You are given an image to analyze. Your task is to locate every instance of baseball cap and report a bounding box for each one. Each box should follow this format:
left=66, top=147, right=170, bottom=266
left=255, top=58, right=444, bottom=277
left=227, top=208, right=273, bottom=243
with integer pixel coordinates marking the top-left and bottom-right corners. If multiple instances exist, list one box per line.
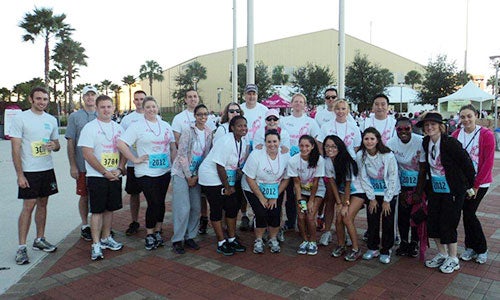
left=245, top=84, right=258, bottom=94
left=83, top=85, right=98, bottom=95
left=265, top=109, right=280, bottom=119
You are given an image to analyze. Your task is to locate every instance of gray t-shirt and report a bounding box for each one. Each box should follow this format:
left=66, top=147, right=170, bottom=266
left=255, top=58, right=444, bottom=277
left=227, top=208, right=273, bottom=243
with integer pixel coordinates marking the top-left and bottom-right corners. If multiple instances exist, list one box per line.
left=65, top=109, right=97, bottom=171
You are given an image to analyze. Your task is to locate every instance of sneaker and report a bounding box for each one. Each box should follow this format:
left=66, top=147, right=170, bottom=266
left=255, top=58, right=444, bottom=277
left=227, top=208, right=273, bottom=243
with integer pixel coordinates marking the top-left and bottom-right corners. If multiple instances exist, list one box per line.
left=408, top=241, right=419, bottom=258
left=362, top=230, right=368, bottom=242
left=297, top=241, right=309, bottom=255
left=269, top=238, right=281, bottom=253
left=173, top=241, right=185, bottom=254
left=32, top=238, right=57, bottom=253
left=440, top=256, right=460, bottom=274
left=425, top=253, right=448, bottom=268
left=395, top=241, right=409, bottom=256
left=184, top=238, right=200, bottom=250
left=307, top=242, right=318, bottom=255
left=253, top=238, right=264, bottom=254
left=15, top=247, right=29, bottom=265
left=198, top=216, right=208, bottom=234
left=395, top=235, right=401, bottom=246
left=363, top=249, right=380, bottom=260
left=345, top=249, right=361, bottom=262
left=145, top=235, right=156, bottom=251
left=319, top=231, right=332, bottom=246
left=125, top=221, right=140, bottom=236
left=81, top=226, right=92, bottom=241
left=331, top=245, right=347, bottom=257
left=216, top=241, right=234, bottom=256
left=228, top=239, right=246, bottom=252
left=460, top=248, right=477, bottom=261
left=239, top=216, right=250, bottom=231
left=154, top=231, right=164, bottom=248
left=379, top=251, right=391, bottom=264
left=277, top=227, right=286, bottom=242
left=345, top=235, right=353, bottom=247
left=316, top=216, right=325, bottom=231
left=91, top=243, right=104, bottom=261
left=476, top=252, right=487, bottom=264
left=100, top=236, right=123, bottom=251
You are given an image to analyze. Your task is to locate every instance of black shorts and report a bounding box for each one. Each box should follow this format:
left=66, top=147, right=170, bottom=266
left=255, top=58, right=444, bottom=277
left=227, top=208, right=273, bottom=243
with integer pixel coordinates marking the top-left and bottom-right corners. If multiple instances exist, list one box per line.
left=18, top=169, right=58, bottom=199
left=87, top=177, right=123, bottom=214
left=125, top=167, right=142, bottom=195
left=201, top=185, right=240, bottom=221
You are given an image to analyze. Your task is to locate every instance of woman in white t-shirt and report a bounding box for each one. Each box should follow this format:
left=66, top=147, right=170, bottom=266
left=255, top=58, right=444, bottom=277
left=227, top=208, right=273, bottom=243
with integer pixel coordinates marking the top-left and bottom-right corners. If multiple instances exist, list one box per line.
left=253, top=109, right=290, bottom=153
left=213, top=102, right=243, bottom=144
left=117, top=97, right=177, bottom=251
left=287, top=135, right=325, bottom=256
left=198, top=115, right=249, bottom=256
left=242, top=129, right=290, bottom=254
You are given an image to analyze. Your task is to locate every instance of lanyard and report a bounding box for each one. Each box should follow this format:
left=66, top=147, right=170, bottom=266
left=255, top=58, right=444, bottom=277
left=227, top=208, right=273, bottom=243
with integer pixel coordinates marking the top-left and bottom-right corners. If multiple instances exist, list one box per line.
left=462, top=128, right=480, bottom=151
left=235, top=138, right=243, bottom=168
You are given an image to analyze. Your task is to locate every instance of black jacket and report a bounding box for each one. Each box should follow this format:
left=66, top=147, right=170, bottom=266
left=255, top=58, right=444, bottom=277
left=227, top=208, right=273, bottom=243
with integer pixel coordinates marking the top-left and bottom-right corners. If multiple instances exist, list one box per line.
left=422, top=134, right=475, bottom=196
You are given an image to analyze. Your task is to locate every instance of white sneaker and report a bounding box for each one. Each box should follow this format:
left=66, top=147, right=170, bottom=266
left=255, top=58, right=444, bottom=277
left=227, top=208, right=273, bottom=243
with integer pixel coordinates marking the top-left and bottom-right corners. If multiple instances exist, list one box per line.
left=319, top=231, right=332, bottom=246
left=91, top=243, right=104, bottom=261
left=460, top=248, right=477, bottom=261
left=100, top=236, right=123, bottom=251
left=253, top=238, right=264, bottom=254
left=297, top=241, right=308, bottom=255
left=440, top=257, right=460, bottom=274
left=425, top=253, right=448, bottom=268
left=268, top=238, right=281, bottom=253
left=475, top=251, right=487, bottom=264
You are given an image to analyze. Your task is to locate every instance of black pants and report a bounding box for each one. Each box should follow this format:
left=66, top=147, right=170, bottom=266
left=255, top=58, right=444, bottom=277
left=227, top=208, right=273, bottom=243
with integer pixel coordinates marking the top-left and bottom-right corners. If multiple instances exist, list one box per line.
left=284, top=180, right=296, bottom=228
left=398, top=192, right=419, bottom=244
left=367, top=195, right=397, bottom=255
left=427, top=189, right=464, bottom=245
left=463, top=187, right=488, bottom=253
left=244, top=191, right=284, bottom=228
left=137, top=172, right=170, bottom=229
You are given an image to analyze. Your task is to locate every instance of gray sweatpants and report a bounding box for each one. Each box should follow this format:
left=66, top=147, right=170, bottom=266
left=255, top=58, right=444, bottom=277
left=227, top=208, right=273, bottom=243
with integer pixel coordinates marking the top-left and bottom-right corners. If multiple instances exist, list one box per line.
left=171, top=175, right=201, bottom=243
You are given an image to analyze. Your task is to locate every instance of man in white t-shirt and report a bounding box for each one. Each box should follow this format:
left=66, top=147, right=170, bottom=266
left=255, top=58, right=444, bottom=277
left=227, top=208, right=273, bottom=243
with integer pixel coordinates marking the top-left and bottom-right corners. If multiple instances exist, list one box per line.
left=360, top=94, right=396, bottom=145
left=120, top=90, right=147, bottom=236
left=315, top=88, right=357, bottom=127
left=239, top=83, right=268, bottom=230
left=10, top=87, right=60, bottom=265
left=79, top=95, right=127, bottom=261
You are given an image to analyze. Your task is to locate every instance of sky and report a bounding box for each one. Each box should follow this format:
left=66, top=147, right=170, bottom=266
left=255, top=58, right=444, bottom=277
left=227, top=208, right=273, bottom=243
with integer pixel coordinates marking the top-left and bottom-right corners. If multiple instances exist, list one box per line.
left=2, top=0, right=499, bottom=91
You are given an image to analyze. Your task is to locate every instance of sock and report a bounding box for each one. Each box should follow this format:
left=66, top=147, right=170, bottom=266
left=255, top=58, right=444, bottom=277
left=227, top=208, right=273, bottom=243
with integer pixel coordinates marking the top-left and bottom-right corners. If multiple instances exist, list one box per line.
left=18, top=245, right=27, bottom=250
left=218, top=239, right=226, bottom=247
left=227, top=237, right=236, bottom=243
left=35, top=237, right=42, bottom=242
left=81, top=225, right=90, bottom=230
left=317, top=214, right=324, bottom=218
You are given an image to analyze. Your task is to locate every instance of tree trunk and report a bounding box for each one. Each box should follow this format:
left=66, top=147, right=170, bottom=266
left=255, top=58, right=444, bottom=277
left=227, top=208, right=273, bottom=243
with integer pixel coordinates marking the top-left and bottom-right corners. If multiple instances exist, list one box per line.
left=128, top=86, right=132, bottom=111
left=44, top=34, right=50, bottom=86
left=69, top=66, right=74, bottom=112
left=149, top=77, right=153, bottom=95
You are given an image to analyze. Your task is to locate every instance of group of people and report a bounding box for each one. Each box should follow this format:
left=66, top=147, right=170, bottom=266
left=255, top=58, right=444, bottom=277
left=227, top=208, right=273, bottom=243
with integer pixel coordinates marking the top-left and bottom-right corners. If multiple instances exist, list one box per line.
left=12, top=85, right=492, bottom=276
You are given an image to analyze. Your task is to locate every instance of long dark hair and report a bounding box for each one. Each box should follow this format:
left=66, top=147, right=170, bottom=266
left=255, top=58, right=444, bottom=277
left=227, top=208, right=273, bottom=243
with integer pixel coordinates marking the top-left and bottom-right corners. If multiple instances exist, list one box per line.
left=323, top=135, right=358, bottom=187
left=359, top=127, right=391, bottom=159
left=299, top=135, right=320, bottom=168
left=221, top=102, right=244, bottom=124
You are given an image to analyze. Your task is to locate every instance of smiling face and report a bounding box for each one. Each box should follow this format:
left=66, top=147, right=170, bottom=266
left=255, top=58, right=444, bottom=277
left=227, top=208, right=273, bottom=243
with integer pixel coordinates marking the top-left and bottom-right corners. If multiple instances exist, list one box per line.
left=291, top=94, right=306, bottom=115
left=231, top=118, right=248, bottom=139
left=185, top=90, right=199, bottom=110
left=334, top=101, right=349, bottom=122
left=133, top=92, right=146, bottom=112
left=265, top=115, right=279, bottom=129
left=363, top=132, right=378, bottom=153
left=265, top=133, right=280, bottom=154
left=299, top=137, right=314, bottom=158
left=324, top=90, right=338, bottom=109
left=423, top=121, right=441, bottom=139
left=324, top=138, right=339, bottom=159
left=459, top=108, right=477, bottom=132
left=143, top=99, right=158, bottom=121
left=227, top=104, right=241, bottom=122
left=396, top=121, right=412, bottom=143
left=96, top=99, right=115, bottom=121
left=30, top=91, right=50, bottom=113
left=372, top=96, right=388, bottom=119
left=83, top=92, right=97, bottom=110
left=195, top=106, right=209, bottom=126
left=245, top=91, right=258, bottom=107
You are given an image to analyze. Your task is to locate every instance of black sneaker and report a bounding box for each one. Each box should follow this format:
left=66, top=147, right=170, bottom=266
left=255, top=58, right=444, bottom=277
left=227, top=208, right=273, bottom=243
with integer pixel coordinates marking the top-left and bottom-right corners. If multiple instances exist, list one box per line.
left=145, top=234, right=156, bottom=251
left=239, top=216, right=250, bottom=231
left=80, top=226, right=91, bottom=241
left=216, top=241, right=234, bottom=256
left=173, top=241, right=185, bottom=254
left=228, top=239, right=246, bottom=252
left=408, top=241, right=419, bottom=258
left=154, top=231, right=164, bottom=248
left=395, top=241, right=409, bottom=256
left=125, top=221, right=140, bottom=236
left=184, top=239, right=200, bottom=250
left=198, top=217, right=208, bottom=235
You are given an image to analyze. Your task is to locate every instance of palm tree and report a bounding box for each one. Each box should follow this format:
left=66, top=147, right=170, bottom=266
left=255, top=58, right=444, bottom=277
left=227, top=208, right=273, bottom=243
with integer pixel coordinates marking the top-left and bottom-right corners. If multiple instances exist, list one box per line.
left=139, top=60, right=164, bottom=95
left=110, top=84, right=122, bottom=111
left=404, top=70, right=423, bottom=89
left=101, top=79, right=112, bottom=96
left=122, top=75, right=136, bottom=111
left=52, top=38, right=88, bottom=111
left=48, top=69, right=63, bottom=113
left=19, top=7, right=69, bottom=85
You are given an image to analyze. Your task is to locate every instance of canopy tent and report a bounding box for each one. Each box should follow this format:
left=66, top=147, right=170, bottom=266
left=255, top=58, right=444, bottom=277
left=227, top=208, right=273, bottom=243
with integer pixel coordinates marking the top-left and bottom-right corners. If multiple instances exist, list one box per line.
left=261, top=93, right=291, bottom=108
left=438, top=80, right=494, bottom=117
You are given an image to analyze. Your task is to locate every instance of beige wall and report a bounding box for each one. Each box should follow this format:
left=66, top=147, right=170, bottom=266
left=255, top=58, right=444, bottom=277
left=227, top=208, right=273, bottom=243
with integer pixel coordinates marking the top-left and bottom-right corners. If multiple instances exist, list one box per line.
left=143, top=29, right=424, bottom=113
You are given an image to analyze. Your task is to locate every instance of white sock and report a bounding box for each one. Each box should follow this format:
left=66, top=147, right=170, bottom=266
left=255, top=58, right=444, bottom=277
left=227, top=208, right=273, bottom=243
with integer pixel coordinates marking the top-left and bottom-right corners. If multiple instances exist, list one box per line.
left=227, top=237, right=236, bottom=243
left=18, top=245, right=27, bottom=250
left=218, top=239, right=226, bottom=247
left=81, top=225, right=90, bottom=230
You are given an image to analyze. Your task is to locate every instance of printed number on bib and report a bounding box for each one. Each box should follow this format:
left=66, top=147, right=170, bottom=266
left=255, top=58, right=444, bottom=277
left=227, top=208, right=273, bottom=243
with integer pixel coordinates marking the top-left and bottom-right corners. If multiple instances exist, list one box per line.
left=226, top=169, right=237, bottom=187
left=189, top=155, right=203, bottom=174
left=400, top=170, right=418, bottom=187
left=31, top=141, right=49, bottom=157
left=431, top=175, right=450, bottom=193
left=369, top=178, right=387, bottom=193
left=149, top=153, right=170, bottom=169
left=259, top=182, right=279, bottom=199
left=101, top=152, right=119, bottom=168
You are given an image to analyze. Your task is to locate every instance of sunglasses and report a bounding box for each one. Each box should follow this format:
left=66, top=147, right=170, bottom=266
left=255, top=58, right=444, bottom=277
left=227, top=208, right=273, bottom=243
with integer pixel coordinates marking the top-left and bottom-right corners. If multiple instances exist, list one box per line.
left=325, top=96, right=337, bottom=100
left=396, top=126, right=411, bottom=132
left=266, top=117, right=279, bottom=122
left=228, top=109, right=241, bottom=114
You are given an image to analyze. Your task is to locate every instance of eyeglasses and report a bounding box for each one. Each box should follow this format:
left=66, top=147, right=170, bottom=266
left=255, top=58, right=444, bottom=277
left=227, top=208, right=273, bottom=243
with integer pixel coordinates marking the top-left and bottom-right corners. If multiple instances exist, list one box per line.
left=195, top=113, right=209, bottom=117
left=228, top=109, right=240, bottom=114
left=396, top=126, right=411, bottom=132
left=266, top=117, right=279, bottom=122
left=325, top=96, right=337, bottom=100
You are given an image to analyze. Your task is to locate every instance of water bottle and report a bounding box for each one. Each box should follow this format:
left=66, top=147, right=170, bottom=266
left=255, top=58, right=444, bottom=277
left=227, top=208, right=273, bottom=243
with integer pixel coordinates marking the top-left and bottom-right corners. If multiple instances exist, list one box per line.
left=299, top=199, right=307, bottom=214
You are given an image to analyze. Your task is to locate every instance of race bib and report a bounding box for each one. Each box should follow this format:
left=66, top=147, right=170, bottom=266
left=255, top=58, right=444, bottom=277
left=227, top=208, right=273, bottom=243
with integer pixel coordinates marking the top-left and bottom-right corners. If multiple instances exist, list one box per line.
left=431, top=175, right=450, bottom=193
left=301, top=181, right=313, bottom=191
left=369, top=178, right=387, bottom=193
left=226, top=169, right=237, bottom=187
left=400, top=170, right=418, bottom=187
left=101, top=152, right=119, bottom=169
left=290, top=145, right=300, bottom=157
left=189, top=155, right=203, bottom=175
left=31, top=140, right=49, bottom=157
left=149, top=153, right=170, bottom=169
left=259, top=182, right=279, bottom=199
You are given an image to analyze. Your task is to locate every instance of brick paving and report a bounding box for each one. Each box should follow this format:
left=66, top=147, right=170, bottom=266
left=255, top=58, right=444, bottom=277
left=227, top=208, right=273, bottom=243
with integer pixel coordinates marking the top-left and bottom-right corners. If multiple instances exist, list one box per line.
left=3, top=164, right=500, bottom=299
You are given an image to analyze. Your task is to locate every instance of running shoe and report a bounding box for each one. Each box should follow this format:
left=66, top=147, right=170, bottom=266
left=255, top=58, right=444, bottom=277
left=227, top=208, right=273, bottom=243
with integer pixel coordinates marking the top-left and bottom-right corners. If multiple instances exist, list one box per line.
left=125, top=221, right=140, bottom=236
left=145, top=235, right=156, bottom=251
left=362, top=249, right=380, bottom=260
left=319, top=231, right=332, bottom=246
left=198, top=216, right=208, bottom=234
left=277, top=227, right=286, bottom=242
left=460, top=248, right=477, bottom=261
left=91, top=243, right=104, bottom=261
left=345, top=249, right=361, bottom=262
left=476, top=251, right=487, bottom=264
left=331, top=245, right=347, bottom=257
left=33, top=238, right=57, bottom=253
left=173, top=241, right=185, bottom=254
left=154, top=231, right=164, bottom=248
left=184, top=239, right=200, bottom=250
left=440, top=256, right=460, bottom=274
left=81, top=226, right=92, bottom=241
left=100, top=236, right=123, bottom=251
left=217, top=241, right=234, bottom=256
left=408, top=241, right=419, bottom=258
left=228, top=239, right=246, bottom=252
left=253, top=238, right=264, bottom=254
left=379, top=251, right=391, bottom=264
left=268, top=238, right=281, bottom=254
left=425, top=253, right=448, bottom=268
left=395, top=241, right=409, bottom=256
left=15, top=247, right=29, bottom=265
left=307, top=242, right=318, bottom=255
left=297, top=241, right=309, bottom=255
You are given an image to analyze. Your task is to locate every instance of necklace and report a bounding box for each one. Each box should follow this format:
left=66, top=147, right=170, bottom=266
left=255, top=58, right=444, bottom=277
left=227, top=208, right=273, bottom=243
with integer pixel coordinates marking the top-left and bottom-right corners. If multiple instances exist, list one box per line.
left=145, top=117, right=161, bottom=136
left=97, top=120, right=114, bottom=142
left=266, top=151, right=280, bottom=176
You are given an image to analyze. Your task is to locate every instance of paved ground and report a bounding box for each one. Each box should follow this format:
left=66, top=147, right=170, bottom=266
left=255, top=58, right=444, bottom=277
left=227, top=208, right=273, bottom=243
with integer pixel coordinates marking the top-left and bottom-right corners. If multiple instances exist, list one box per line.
left=0, top=137, right=499, bottom=299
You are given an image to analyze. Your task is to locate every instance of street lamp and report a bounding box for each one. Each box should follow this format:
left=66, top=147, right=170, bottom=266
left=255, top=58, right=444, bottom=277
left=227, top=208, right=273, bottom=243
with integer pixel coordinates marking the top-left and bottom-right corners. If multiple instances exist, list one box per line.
left=191, top=76, right=199, bottom=91
left=217, top=87, right=223, bottom=112
left=398, top=82, right=404, bottom=113
left=490, top=55, right=500, bottom=128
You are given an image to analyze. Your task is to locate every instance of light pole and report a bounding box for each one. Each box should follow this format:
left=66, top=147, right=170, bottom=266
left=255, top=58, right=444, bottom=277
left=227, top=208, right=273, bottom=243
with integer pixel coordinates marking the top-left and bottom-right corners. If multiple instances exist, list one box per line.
left=217, top=87, right=223, bottom=113
left=490, top=55, right=500, bottom=128
left=191, top=76, right=199, bottom=92
left=398, top=82, right=404, bottom=113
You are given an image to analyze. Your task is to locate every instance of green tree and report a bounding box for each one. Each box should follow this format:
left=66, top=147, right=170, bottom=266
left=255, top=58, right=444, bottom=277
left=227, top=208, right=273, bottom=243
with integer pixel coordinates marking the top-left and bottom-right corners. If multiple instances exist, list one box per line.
left=345, top=52, right=394, bottom=111
left=292, top=63, right=335, bottom=106
left=254, top=61, right=272, bottom=99
left=456, top=70, right=472, bottom=86
left=271, top=65, right=289, bottom=86
left=0, top=88, right=11, bottom=101
left=52, top=37, right=88, bottom=111
left=12, top=78, right=45, bottom=110
left=122, top=75, right=137, bottom=111
left=139, top=60, right=164, bottom=95
left=100, top=79, right=112, bottom=95
left=172, top=61, right=207, bottom=106
left=419, top=54, right=458, bottom=105
left=110, top=84, right=122, bottom=111
left=487, top=75, right=499, bottom=95
left=404, top=70, right=423, bottom=89
left=48, top=69, right=63, bottom=104
left=19, top=7, right=70, bottom=85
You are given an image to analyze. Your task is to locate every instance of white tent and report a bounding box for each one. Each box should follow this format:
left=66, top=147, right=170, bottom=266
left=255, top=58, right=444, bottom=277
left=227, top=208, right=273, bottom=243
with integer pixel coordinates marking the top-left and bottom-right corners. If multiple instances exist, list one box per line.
left=438, top=80, right=494, bottom=117
left=385, top=85, right=434, bottom=114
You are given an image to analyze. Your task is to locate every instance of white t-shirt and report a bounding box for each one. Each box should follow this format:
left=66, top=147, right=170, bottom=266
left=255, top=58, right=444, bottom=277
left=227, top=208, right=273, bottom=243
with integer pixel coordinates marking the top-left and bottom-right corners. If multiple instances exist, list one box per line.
left=119, top=118, right=175, bottom=177
left=360, top=116, right=396, bottom=145
left=455, top=126, right=481, bottom=173
left=9, top=110, right=59, bottom=172
left=120, top=111, right=161, bottom=167
left=198, top=133, right=248, bottom=186
left=78, top=119, right=124, bottom=178
left=324, top=157, right=364, bottom=194
left=320, top=120, right=361, bottom=159
left=213, top=123, right=229, bottom=144
left=387, top=134, right=425, bottom=188
left=287, top=155, right=326, bottom=197
left=252, top=126, right=291, bottom=150
left=241, top=149, right=289, bottom=193
left=172, top=109, right=215, bottom=135
left=281, top=114, right=321, bottom=157
left=241, top=102, right=268, bottom=146
left=315, top=108, right=356, bottom=127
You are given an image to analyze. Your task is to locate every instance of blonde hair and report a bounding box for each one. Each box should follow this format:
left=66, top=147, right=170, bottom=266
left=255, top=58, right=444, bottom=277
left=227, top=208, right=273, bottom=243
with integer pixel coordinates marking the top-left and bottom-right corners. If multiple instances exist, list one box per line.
left=333, top=99, right=350, bottom=112
left=291, top=93, right=307, bottom=104
left=420, top=111, right=446, bottom=134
